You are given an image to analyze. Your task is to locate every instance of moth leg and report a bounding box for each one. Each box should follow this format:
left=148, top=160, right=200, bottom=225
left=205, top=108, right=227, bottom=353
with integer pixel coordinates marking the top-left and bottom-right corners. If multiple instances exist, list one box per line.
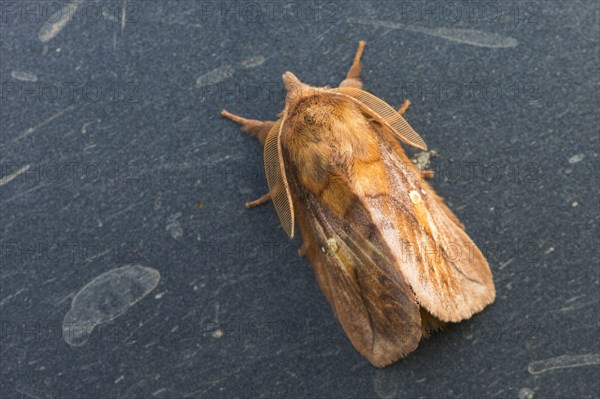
left=221, top=110, right=274, bottom=208
left=298, top=241, right=308, bottom=257
left=340, top=40, right=366, bottom=89
left=397, top=99, right=411, bottom=116
left=221, top=109, right=274, bottom=146
left=421, top=170, right=435, bottom=180
left=245, top=192, right=271, bottom=209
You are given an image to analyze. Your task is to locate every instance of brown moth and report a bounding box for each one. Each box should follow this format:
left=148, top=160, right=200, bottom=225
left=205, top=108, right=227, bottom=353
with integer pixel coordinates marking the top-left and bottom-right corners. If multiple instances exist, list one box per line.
left=221, top=41, right=495, bottom=367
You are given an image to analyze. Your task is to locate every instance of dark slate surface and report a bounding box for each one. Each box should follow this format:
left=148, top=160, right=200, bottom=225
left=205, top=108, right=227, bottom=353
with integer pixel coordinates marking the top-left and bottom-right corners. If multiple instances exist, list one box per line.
left=1, top=1, right=599, bottom=398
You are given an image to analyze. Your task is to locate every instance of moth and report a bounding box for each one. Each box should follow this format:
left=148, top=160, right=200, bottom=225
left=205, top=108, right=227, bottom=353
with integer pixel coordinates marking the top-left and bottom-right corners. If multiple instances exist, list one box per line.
left=221, top=41, right=495, bottom=367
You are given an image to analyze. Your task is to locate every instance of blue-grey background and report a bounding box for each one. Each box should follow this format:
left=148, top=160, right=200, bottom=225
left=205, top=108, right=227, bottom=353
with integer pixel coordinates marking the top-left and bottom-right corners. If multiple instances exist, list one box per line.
left=1, top=1, right=598, bottom=398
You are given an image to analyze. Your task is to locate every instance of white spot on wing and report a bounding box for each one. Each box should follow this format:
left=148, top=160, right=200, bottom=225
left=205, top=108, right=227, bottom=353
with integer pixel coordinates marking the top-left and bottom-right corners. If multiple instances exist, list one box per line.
left=326, top=238, right=339, bottom=253
left=409, top=190, right=422, bottom=204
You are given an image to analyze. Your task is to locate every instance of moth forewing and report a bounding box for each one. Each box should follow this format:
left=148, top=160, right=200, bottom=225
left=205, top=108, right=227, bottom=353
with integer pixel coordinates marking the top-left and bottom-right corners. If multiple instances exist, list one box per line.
left=371, top=127, right=496, bottom=322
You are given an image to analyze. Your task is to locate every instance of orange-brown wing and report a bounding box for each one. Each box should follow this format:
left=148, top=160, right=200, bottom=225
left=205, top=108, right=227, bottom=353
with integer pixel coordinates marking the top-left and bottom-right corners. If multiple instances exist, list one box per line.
left=367, top=119, right=496, bottom=323
left=290, top=170, right=422, bottom=368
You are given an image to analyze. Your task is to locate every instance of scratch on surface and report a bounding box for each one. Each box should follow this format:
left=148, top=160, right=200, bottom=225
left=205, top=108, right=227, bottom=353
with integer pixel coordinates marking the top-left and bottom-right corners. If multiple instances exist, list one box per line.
left=38, top=0, right=82, bottom=42
left=184, top=375, right=233, bottom=398
left=122, top=313, right=159, bottom=344
left=0, top=287, right=26, bottom=307
left=0, top=164, right=30, bottom=186
left=86, top=248, right=112, bottom=263
left=9, top=105, right=75, bottom=145
left=312, top=25, right=336, bottom=43
left=11, top=70, right=38, bottom=82
left=348, top=18, right=518, bottom=48
left=121, top=0, right=128, bottom=32
left=152, top=387, right=168, bottom=396
left=560, top=297, right=598, bottom=312
left=564, top=294, right=585, bottom=304
left=101, top=201, right=143, bottom=224
left=498, top=258, right=514, bottom=270
left=81, top=120, right=97, bottom=134
left=0, top=182, right=48, bottom=205
left=528, top=353, right=600, bottom=375
left=241, top=55, right=266, bottom=69
left=14, top=381, right=53, bottom=399
left=112, top=30, right=118, bottom=52
left=196, top=65, right=235, bottom=87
